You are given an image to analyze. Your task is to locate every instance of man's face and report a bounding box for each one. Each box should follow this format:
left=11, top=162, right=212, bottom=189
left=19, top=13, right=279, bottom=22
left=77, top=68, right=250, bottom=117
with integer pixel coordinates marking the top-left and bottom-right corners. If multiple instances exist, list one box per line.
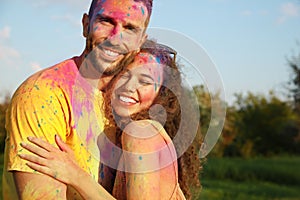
left=83, top=0, right=148, bottom=76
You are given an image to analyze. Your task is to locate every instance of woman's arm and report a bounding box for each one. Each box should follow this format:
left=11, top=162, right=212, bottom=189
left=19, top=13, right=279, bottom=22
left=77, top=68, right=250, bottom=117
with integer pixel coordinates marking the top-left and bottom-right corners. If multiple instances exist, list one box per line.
left=19, top=135, right=116, bottom=200
left=121, top=121, right=166, bottom=200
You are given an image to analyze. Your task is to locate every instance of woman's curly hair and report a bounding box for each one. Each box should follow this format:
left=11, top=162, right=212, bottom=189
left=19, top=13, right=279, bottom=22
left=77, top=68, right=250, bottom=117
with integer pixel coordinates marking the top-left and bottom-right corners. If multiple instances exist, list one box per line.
left=102, top=40, right=202, bottom=199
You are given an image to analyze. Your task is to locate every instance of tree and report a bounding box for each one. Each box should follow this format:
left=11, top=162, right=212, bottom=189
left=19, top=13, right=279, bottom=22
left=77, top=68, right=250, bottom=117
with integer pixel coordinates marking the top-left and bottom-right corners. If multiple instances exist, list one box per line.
left=287, top=47, right=300, bottom=113
left=230, top=92, right=300, bottom=157
left=0, top=94, right=11, bottom=153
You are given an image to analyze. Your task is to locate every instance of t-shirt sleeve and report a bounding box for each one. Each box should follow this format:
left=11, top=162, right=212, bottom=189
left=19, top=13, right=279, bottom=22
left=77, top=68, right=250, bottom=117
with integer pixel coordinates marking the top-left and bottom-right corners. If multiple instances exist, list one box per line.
left=5, top=84, right=71, bottom=173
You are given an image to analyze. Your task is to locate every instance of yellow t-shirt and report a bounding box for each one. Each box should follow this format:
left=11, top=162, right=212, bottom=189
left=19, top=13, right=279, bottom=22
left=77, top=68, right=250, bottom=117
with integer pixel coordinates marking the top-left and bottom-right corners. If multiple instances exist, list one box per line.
left=2, top=57, right=105, bottom=199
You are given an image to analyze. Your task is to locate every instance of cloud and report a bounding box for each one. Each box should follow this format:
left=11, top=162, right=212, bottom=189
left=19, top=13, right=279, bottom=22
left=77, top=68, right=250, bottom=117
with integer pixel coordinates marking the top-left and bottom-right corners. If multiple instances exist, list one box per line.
left=29, top=0, right=89, bottom=11
left=51, top=14, right=81, bottom=27
left=281, top=2, right=299, bottom=16
left=0, top=26, right=21, bottom=66
left=241, top=10, right=253, bottom=16
left=0, top=45, right=20, bottom=60
left=277, top=2, right=300, bottom=24
left=30, top=62, right=42, bottom=72
left=240, top=9, right=269, bottom=17
left=0, top=26, right=11, bottom=40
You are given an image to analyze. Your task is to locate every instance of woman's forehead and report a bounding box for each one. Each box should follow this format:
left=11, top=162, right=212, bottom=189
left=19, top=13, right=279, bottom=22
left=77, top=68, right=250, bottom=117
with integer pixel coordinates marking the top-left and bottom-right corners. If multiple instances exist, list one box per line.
left=127, top=53, right=164, bottom=75
left=134, top=52, right=161, bottom=65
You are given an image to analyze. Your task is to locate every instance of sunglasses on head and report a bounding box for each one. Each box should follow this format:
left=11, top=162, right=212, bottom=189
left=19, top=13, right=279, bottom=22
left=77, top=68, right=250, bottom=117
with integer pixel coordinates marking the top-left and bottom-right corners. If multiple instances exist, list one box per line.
left=141, top=40, right=177, bottom=61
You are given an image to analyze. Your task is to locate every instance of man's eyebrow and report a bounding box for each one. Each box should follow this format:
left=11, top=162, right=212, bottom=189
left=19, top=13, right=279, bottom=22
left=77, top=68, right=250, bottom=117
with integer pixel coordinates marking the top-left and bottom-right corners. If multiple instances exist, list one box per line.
left=124, top=22, right=141, bottom=30
left=95, top=13, right=114, bottom=21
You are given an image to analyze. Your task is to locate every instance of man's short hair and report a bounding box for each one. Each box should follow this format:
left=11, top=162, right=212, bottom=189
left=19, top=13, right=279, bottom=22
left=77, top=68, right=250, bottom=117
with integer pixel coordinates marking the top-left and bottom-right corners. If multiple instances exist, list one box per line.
left=88, top=0, right=153, bottom=26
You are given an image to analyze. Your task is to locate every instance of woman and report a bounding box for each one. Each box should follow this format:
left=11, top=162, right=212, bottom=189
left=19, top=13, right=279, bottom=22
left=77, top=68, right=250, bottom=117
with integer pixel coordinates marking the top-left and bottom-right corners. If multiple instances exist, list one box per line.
left=19, top=40, right=202, bottom=199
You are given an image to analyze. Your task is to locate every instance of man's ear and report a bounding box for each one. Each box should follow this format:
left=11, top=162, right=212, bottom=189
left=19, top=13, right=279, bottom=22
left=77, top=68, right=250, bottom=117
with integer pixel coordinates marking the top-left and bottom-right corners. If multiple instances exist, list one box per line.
left=140, top=33, right=148, bottom=47
left=82, top=13, right=90, bottom=38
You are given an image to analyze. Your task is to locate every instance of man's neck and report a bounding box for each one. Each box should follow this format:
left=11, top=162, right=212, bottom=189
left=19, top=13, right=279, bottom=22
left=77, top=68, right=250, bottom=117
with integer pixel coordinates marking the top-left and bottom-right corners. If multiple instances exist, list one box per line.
left=76, top=52, right=113, bottom=91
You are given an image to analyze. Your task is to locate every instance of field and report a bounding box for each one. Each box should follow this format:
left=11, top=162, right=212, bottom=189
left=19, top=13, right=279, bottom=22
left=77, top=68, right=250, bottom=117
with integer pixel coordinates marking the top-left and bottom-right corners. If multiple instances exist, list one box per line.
left=0, top=155, right=299, bottom=199
left=195, top=156, right=300, bottom=200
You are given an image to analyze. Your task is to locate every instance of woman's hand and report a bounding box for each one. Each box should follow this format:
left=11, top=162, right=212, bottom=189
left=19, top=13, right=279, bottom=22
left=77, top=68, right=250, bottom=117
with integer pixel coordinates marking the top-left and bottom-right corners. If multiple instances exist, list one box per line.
left=19, top=135, right=117, bottom=200
left=19, top=135, right=82, bottom=186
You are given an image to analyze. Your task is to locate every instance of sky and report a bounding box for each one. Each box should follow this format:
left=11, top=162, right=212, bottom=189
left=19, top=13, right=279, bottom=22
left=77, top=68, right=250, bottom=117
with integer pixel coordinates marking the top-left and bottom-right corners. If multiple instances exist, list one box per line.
left=1, top=0, right=300, bottom=104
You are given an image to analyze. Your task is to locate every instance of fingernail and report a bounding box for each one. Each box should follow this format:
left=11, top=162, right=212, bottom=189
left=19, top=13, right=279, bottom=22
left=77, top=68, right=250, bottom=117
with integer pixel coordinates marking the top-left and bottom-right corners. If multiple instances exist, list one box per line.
left=18, top=154, right=24, bottom=158
left=55, top=134, right=61, bottom=140
left=27, top=136, right=33, bottom=141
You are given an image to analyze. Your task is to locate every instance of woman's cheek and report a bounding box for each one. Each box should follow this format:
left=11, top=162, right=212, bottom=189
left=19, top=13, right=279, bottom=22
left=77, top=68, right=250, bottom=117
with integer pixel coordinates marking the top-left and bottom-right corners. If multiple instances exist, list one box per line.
left=139, top=87, right=157, bottom=104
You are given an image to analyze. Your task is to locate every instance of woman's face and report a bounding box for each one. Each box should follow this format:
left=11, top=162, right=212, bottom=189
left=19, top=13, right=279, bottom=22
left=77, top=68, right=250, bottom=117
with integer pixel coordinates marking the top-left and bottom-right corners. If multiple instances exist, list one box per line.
left=111, top=52, right=164, bottom=117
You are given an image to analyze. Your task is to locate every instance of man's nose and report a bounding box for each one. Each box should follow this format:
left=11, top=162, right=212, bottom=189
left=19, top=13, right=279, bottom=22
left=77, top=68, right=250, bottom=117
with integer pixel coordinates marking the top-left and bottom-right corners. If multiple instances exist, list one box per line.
left=108, top=25, right=123, bottom=45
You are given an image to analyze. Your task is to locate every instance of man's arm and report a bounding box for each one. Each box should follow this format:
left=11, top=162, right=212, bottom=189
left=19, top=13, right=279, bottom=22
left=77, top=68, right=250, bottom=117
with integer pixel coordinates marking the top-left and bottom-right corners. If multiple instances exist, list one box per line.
left=5, top=83, right=71, bottom=199
left=13, top=172, right=67, bottom=199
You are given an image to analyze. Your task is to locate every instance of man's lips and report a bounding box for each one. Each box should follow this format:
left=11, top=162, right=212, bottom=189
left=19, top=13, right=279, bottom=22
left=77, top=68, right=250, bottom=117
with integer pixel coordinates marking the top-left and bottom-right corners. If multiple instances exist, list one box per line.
left=97, top=45, right=125, bottom=62
left=103, top=48, right=120, bottom=57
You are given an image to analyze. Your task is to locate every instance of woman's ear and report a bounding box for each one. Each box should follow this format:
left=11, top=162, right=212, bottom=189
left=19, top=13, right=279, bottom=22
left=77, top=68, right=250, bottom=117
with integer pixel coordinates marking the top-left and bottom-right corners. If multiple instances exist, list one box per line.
left=82, top=13, right=90, bottom=38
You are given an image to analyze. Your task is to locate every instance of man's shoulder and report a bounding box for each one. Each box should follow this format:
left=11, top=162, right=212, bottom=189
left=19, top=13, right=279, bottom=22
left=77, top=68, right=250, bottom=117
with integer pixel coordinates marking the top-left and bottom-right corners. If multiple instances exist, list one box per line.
left=31, top=57, right=79, bottom=85
left=13, top=57, right=79, bottom=97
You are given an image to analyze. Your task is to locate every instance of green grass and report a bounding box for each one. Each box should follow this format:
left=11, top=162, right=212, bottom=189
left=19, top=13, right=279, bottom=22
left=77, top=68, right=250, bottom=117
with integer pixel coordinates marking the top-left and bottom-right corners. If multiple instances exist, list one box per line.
left=194, top=156, right=300, bottom=200
left=196, top=179, right=300, bottom=200
left=1, top=154, right=300, bottom=199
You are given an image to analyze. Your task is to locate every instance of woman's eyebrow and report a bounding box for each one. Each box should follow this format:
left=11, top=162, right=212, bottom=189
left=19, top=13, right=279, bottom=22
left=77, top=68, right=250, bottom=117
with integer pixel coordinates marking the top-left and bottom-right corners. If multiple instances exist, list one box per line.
left=140, top=73, right=155, bottom=81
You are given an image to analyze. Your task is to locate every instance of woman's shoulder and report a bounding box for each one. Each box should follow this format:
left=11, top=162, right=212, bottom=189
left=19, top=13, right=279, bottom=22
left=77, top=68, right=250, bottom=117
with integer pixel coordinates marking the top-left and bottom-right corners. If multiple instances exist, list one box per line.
left=121, top=120, right=167, bottom=152
left=124, top=119, right=164, bottom=133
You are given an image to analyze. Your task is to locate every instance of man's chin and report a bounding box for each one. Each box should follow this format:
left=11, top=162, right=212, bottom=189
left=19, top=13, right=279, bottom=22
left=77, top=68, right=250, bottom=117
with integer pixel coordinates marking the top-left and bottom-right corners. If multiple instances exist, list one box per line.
left=102, top=65, right=123, bottom=76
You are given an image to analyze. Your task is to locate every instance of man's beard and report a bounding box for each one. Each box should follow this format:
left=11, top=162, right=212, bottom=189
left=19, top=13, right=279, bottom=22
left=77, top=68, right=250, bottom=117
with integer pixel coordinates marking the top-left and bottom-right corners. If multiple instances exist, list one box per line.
left=85, top=37, right=137, bottom=77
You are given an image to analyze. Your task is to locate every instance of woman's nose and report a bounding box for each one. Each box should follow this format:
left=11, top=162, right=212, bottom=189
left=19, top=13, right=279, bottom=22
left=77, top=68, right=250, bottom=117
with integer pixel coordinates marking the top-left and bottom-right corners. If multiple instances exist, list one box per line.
left=124, top=78, right=138, bottom=93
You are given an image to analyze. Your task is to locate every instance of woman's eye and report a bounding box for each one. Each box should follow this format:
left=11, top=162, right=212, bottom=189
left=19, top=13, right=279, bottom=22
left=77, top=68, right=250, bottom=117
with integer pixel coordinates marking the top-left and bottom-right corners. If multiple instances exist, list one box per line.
left=140, top=80, right=153, bottom=85
left=120, top=73, right=130, bottom=79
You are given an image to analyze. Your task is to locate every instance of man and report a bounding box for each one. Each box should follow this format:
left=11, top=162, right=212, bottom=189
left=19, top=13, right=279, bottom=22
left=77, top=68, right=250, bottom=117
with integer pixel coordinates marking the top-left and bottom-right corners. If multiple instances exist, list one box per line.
left=3, top=0, right=153, bottom=199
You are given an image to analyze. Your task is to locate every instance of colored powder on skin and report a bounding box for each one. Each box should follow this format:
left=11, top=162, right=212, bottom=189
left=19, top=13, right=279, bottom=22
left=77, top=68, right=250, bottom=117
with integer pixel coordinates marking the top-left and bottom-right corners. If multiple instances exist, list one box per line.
left=94, top=26, right=99, bottom=31
left=139, top=155, right=143, bottom=160
left=155, top=56, right=161, bottom=64
left=156, top=75, right=161, bottom=92
left=141, top=7, right=145, bottom=15
left=97, top=8, right=105, bottom=15
left=138, top=54, right=149, bottom=64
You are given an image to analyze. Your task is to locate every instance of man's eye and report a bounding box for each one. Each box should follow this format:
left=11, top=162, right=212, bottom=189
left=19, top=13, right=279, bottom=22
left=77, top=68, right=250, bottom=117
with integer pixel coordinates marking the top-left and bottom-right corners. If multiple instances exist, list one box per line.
left=98, top=17, right=113, bottom=24
left=124, top=25, right=138, bottom=32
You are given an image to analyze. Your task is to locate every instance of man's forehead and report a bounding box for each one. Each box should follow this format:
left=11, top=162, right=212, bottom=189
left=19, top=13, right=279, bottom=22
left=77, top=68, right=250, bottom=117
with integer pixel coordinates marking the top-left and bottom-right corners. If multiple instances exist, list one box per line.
left=95, top=0, right=147, bottom=16
left=93, top=0, right=148, bottom=25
